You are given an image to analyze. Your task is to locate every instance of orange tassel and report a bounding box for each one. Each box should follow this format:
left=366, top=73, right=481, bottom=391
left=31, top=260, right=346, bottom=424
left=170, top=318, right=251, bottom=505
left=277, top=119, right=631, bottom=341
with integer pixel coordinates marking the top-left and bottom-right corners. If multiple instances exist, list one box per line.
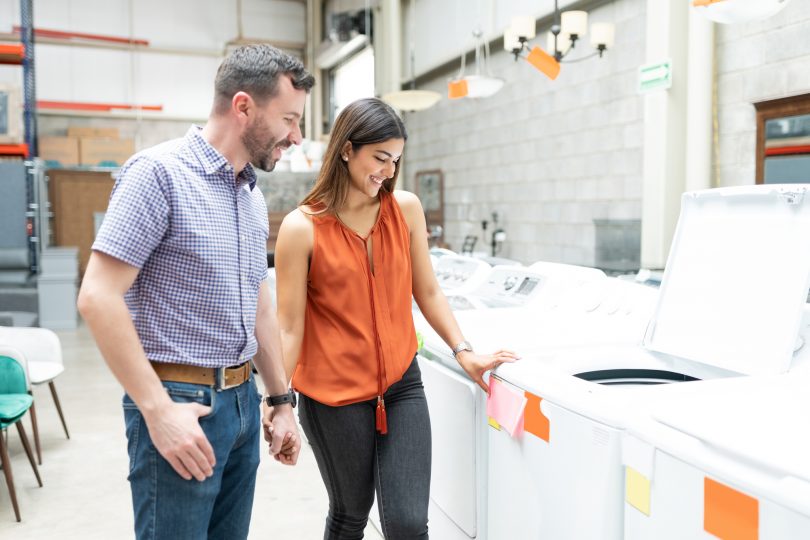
left=376, top=397, right=388, bottom=434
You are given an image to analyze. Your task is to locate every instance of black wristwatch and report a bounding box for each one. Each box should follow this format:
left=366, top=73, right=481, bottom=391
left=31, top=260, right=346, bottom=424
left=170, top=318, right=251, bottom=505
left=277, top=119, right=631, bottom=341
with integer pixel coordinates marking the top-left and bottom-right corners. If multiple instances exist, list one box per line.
left=265, top=389, right=297, bottom=408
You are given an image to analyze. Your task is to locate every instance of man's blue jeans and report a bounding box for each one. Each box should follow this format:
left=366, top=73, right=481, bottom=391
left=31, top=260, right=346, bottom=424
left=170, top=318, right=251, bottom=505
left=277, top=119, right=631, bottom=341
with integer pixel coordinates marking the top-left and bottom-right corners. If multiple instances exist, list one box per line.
left=123, top=376, right=261, bottom=540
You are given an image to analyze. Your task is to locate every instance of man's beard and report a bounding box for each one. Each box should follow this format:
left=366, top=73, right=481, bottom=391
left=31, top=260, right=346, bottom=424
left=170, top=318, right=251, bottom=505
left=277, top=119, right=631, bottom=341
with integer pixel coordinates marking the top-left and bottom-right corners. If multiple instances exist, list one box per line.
left=241, top=117, right=287, bottom=172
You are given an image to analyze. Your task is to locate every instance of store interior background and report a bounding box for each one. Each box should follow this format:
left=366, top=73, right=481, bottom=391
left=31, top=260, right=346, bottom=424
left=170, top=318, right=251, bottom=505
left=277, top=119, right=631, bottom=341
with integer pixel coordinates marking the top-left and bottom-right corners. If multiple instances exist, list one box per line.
left=0, top=0, right=808, bottom=535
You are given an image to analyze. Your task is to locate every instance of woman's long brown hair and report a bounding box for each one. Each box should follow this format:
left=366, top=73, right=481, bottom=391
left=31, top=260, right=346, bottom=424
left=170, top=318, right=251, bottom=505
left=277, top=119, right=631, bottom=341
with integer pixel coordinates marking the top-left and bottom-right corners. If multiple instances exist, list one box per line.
left=300, top=98, right=407, bottom=214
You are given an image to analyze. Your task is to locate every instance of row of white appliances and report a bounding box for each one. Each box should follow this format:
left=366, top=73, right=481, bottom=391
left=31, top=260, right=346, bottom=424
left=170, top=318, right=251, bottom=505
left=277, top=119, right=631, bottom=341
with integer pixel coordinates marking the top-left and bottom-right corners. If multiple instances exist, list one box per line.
left=414, top=256, right=659, bottom=538
left=374, top=257, right=601, bottom=537
left=485, top=185, right=810, bottom=539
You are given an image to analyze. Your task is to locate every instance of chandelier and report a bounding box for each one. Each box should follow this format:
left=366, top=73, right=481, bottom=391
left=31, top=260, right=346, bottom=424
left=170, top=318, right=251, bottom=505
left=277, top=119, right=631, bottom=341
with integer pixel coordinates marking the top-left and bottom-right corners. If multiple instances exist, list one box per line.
left=504, top=0, right=615, bottom=80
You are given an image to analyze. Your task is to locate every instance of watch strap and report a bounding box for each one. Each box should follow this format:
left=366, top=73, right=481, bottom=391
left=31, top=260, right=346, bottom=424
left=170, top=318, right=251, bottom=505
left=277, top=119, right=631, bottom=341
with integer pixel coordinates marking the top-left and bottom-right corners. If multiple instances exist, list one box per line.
left=265, top=389, right=297, bottom=408
left=452, top=340, right=473, bottom=357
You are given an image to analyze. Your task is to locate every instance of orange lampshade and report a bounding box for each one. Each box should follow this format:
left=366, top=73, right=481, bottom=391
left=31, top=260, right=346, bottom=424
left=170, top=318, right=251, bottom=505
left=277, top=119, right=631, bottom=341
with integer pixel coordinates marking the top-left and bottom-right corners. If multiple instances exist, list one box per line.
left=448, top=79, right=469, bottom=99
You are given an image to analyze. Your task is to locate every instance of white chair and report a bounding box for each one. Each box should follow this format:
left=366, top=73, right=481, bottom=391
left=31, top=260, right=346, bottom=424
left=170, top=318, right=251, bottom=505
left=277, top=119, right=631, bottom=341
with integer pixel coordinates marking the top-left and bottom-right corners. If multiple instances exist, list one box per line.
left=0, top=327, right=69, bottom=465
left=0, top=345, right=43, bottom=521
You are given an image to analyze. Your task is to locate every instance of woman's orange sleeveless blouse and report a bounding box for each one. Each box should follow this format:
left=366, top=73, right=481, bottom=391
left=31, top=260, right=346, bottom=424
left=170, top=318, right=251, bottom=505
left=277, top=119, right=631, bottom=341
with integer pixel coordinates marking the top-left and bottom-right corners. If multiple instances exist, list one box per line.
left=292, top=191, right=417, bottom=410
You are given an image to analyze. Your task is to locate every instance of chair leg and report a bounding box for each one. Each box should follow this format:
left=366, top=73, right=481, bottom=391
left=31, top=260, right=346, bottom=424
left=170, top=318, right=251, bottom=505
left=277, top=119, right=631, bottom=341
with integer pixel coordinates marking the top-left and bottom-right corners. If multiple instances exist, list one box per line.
left=28, top=394, right=42, bottom=465
left=49, top=381, right=70, bottom=439
left=15, top=422, right=42, bottom=488
left=0, top=429, right=21, bottom=522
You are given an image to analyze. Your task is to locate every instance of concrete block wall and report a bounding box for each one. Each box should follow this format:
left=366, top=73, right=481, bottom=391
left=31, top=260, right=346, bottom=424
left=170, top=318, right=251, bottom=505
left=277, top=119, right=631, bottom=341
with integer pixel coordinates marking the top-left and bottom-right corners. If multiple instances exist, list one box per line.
left=716, top=1, right=810, bottom=187
left=401, top=0, right=646, bottom=266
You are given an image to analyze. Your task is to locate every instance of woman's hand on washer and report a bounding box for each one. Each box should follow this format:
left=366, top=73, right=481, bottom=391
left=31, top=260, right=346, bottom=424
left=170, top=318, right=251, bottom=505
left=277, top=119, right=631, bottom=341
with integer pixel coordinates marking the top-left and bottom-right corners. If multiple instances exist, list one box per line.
left=456, top=350, right=521, bottom=393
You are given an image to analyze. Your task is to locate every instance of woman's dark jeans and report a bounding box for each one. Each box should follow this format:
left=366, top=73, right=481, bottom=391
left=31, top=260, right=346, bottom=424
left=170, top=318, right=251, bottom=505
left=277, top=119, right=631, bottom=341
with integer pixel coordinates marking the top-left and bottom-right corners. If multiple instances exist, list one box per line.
left=299, top=358, right=431, bottom=540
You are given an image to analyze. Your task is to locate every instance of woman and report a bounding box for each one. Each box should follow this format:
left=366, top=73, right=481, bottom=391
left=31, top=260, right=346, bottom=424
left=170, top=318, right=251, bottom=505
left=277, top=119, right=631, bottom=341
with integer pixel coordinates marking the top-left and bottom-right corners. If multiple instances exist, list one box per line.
left=272, top=97, right=517, bottom=539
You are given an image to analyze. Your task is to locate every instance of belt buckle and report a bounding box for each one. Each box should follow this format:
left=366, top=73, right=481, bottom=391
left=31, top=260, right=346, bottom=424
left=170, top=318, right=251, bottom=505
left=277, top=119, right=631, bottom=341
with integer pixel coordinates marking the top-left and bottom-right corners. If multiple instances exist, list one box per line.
left=216, top=362, right=247, bottom=391
left=216, top=366, right=236, bottom=391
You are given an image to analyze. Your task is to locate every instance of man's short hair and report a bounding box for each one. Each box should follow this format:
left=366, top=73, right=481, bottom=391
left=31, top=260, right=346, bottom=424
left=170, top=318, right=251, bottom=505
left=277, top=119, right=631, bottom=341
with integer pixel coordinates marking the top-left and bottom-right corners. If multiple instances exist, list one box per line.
left=213, top=44, right=315, bottom=114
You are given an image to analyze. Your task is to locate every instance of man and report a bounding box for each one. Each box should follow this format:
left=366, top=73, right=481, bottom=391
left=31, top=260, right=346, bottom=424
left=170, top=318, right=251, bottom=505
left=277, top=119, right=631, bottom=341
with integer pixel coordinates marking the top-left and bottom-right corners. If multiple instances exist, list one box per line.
left=77, top=45, right=314, bottom=539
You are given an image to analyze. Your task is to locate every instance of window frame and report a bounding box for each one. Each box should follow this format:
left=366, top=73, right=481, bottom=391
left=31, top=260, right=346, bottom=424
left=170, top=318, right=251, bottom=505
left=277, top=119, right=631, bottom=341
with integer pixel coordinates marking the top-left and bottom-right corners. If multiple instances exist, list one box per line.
left=754, top=93, right=810, bottom=184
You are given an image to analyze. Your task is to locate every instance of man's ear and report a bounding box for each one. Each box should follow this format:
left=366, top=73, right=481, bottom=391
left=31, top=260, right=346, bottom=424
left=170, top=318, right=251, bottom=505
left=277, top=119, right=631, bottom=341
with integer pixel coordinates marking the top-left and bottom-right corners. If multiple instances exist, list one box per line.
left=232, top=91, right=253, bottom=121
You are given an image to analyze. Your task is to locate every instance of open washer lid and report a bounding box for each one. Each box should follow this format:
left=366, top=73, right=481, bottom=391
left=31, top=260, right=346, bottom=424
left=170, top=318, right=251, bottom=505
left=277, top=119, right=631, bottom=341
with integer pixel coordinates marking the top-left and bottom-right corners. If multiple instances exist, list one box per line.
left=643, top=185, right=810, bottom=376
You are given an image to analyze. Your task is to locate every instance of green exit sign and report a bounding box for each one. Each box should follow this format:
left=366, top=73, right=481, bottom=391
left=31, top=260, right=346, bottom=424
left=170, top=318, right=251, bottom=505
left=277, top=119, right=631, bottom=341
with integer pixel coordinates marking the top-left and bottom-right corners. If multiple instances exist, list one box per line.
left=639, top=59, right=672, bottom=93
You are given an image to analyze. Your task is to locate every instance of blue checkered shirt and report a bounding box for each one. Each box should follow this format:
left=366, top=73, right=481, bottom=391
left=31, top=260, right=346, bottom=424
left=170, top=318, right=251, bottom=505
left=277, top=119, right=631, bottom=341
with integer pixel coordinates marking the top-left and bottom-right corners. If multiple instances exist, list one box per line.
left=93, top=126, right=269, bottom=368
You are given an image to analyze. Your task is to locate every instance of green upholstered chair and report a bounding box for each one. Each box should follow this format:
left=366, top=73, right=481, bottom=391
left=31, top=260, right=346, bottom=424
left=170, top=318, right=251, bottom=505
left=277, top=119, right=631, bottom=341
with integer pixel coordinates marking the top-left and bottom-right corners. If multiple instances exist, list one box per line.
left=0, top=327, right=70, bottom=465
left=0, top=346, right=42, bottom=522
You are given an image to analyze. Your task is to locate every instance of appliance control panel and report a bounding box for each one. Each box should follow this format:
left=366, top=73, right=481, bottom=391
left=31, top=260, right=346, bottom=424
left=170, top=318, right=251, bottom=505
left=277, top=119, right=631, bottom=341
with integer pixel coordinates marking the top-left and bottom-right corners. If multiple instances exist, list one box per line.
left=434, top=256, right=490, bottom=290
left=472, top=267, right=545, bottom=307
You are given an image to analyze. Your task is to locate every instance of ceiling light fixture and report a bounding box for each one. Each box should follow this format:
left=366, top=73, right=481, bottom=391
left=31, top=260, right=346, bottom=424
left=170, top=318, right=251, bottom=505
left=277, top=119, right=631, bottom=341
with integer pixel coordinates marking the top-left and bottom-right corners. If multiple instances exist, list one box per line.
left=691, top=0, right=791, bottom=24
left=448, top=28, right=505, bottom=100
left=504, top=0, right=615, bottom=80
left=382, top=0, right=441, bottom=112
left=382, top=43, right=442, bottom=111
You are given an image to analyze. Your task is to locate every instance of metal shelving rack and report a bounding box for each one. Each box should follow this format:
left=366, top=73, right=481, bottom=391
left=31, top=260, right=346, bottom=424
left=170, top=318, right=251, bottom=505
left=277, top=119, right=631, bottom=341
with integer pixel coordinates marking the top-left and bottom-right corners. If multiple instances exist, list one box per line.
left=19, top=0, right=40, bottom=272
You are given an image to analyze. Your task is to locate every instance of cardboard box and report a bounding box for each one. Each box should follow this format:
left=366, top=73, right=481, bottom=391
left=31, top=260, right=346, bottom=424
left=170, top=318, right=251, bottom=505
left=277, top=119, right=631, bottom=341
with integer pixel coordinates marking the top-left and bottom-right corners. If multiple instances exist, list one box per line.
left=68, top=126, right=119, bottom=139
left=79, top=137, right=135, bottom=166
left=39, top=136, right=80, bottom=166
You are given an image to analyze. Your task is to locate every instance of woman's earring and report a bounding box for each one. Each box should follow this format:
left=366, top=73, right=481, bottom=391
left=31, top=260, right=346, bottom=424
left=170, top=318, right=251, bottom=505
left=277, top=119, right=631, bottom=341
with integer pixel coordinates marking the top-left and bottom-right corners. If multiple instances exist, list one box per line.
left=342, top=155, right=348, bottom=161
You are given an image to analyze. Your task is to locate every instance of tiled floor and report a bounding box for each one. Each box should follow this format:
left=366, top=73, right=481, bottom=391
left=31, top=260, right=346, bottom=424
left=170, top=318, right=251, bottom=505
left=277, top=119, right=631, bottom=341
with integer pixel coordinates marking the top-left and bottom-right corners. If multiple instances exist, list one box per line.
left=0, top=324, right=383, bottom=539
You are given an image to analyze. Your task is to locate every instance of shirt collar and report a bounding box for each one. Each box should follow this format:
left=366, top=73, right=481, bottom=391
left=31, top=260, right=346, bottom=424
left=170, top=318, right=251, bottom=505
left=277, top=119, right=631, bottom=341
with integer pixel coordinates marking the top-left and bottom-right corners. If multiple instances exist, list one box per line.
left=238, top=163, right=258, bottom=191
left=186, top=126, right=257, bottom=191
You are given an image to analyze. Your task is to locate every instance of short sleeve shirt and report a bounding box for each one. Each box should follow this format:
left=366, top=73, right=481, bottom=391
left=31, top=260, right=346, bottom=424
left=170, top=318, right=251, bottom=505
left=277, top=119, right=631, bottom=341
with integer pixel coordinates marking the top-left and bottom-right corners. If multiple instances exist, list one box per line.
left=92, top=126, right=269, bottom=367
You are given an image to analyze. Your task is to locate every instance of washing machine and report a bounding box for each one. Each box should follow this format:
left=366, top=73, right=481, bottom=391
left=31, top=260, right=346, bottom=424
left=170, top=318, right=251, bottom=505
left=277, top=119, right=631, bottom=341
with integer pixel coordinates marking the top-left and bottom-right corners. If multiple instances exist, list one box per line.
left=442, top=264, right=561, bottom=312
left=477, top=255, right=523, bottom=267
left=433, top=254, right=492, bottom=295
left=373, top=264, right=557, bottom=539
left=412, top=263, right=643, bottom=540
left=410, top=254, right=492, bottom=317
left=528, top=260, right=606, bottom=282
left=413, top=265, right=549, bottom=540
left=485, top=185, right=810, bottom=539
left=621, top=372, right=810, bottom=539
left=429, top=246, right=456, bottom=270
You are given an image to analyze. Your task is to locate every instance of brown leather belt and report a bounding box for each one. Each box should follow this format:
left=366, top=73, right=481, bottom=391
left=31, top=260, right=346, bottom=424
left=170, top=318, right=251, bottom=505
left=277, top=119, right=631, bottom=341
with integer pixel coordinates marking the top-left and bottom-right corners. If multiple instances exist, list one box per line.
left=150, top=360, right=252, bottom=390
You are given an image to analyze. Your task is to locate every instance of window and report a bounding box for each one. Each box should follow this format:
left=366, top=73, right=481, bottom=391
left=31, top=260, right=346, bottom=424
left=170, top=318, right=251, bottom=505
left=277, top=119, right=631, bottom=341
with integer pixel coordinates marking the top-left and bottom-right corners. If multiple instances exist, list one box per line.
left=754, top=93, right=810, bottom=184
left=328, top=46, right=375, bottom=129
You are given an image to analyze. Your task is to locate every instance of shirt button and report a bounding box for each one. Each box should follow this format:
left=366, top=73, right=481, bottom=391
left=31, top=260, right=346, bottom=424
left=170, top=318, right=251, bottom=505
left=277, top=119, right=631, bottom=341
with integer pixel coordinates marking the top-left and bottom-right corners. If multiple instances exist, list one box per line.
left=241, top=234, right=246, bottom=241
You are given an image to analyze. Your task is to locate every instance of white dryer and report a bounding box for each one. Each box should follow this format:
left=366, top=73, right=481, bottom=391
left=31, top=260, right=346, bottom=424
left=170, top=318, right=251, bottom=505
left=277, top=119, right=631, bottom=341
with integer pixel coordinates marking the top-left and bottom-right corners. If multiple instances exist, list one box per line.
left=622, top=372, right=810, bottom=539
left=486, top=185, right=810, bottom=540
